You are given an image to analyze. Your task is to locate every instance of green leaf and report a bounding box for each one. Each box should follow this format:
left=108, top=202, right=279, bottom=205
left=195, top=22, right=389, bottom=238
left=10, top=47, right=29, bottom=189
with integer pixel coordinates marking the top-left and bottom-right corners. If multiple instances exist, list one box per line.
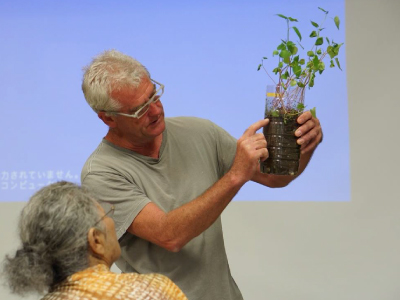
left=334, top=16, right=340, bottom=29
left=279, top=49, right=291, bottom=59
left=297, top=82, right=305, bottom=88
left=313, top=56, right=320, bottom=69
left=287, top=43, right=294, bottom=53
left=283, top=56, right=290, bottom=64
left=318, top=7, right=328, bottom=13
left=326, top=37, right=330, bottom=45
left=278, top=61, right=283, bottom=68
left=327, top=45, right=334, bottom=58
left=271, top=110, right=280, bottom=117
left=310, top=107, right=317, bottom=118
left=273, top=50, right=279, bottom=56
left=276, top=14, right=288, bottom=20
left=330, top=60, right=335, bottom=68
left=309, top=73, right=315, bottom=87
left=315, top=37, right=323, bottom=46
left=309, top=31, right=317, bottom=38
left=290, top=79, right=297, bottom=86
left=257, top=64, right=262, bottom=71
left=307, top=51, right=315, bottom=57
left=335, top=58, right=342, bottom=70
left=292, top=26, right=302, bottom=41
left=288, top=17, right=298, bottom=22
left=293, top=65, right=302, bottom=77
left=272, top=67, right=279, bottom=75
left=311, top=21, right=319, bottom=28
left=327, top=43, right=342, bottom=58
left=319, top=61, right=325, bottom=71
left=316, top=49, right=322, bottom=55
left=297, top=103, right=305, bottom=111
left=293, top=55, right=299, bottom=63
left=299, top=59, right=305, bottom=65
left=277, top=43, right=286, bottom=50
left=263, top=57, right=268, bottom=59
left=334, top=43, right=343, bottom=55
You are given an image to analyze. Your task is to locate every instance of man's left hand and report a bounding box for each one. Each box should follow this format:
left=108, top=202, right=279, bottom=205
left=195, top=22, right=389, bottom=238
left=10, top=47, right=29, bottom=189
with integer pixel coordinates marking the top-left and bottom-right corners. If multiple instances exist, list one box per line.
left=295, top=110, right=323, bottom=154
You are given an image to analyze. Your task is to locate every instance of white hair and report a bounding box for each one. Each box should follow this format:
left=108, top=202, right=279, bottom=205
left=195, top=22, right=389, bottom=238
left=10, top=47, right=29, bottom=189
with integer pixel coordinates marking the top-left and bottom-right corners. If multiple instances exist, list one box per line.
left=82, top=49, right=150, bottom=113
left=1, top=181, right=105, bottom=295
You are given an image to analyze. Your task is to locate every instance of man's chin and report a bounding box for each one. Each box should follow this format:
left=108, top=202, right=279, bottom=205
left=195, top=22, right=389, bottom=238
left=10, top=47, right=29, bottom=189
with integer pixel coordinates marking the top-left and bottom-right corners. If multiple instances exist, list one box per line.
left=148, top=116, right=165, bottom=134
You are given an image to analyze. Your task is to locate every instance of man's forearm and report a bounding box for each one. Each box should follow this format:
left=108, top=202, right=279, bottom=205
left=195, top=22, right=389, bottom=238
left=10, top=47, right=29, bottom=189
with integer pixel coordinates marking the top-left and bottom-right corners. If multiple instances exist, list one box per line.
left=129, top=169, right=245, bottom=252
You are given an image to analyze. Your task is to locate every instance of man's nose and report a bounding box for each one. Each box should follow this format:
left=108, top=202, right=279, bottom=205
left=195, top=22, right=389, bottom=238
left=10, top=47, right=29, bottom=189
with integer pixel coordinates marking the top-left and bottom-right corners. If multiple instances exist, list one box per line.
left=147, top=100, right=162, bottom=115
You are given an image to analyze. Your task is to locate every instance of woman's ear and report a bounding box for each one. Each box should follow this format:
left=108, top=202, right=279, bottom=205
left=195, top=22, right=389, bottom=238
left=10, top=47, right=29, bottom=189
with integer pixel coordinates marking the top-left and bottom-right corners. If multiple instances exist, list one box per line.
left=98, top=112, right=117, bottom=128
left=87, top=227, right=106, bottom=257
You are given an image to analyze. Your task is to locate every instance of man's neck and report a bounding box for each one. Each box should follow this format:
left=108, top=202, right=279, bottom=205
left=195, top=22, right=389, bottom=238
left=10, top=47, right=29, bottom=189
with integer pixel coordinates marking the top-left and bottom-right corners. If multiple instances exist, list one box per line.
left=104, top=131, right=163, bottom=159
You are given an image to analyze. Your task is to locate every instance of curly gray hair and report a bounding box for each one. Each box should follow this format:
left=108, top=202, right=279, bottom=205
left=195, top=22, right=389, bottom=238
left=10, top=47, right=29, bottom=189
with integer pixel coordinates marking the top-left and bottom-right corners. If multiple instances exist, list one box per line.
left=82, top=49, right=150, bottom=113
left=1, top=181, right=105, bottom=296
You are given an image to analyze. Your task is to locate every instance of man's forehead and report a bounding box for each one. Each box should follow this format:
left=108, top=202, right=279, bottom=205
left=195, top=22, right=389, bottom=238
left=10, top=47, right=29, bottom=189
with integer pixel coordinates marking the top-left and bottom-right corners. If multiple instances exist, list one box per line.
left=111, top=78, right=154, bottom=105
left=134, top=79, right=155, bottom=101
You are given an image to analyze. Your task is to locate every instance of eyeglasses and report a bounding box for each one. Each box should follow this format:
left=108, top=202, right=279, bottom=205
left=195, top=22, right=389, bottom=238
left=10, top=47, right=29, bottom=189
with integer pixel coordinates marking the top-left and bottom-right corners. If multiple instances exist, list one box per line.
left=93, top=204, right=115, bottom=227
left=107, top=79, right=164, bottom=119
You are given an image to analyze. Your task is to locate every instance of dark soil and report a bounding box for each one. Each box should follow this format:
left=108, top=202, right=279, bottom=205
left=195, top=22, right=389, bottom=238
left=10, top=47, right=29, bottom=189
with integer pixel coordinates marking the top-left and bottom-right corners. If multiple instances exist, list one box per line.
left=260, top=115, right=300, bottom=176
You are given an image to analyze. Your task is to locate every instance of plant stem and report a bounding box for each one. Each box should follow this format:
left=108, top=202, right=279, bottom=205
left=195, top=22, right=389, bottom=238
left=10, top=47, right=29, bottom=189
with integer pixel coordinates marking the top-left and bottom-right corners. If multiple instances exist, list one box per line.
left=262, top=64, right=277, bottom=85
left=286, top=19, right=290, bottom=42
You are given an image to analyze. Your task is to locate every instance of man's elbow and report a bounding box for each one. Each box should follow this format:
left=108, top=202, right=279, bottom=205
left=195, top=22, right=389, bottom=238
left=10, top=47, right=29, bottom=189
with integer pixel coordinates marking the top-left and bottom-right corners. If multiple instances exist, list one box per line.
left=155, top=229, right=190, bottom=252
left=159, top=238, right=186, bottom=253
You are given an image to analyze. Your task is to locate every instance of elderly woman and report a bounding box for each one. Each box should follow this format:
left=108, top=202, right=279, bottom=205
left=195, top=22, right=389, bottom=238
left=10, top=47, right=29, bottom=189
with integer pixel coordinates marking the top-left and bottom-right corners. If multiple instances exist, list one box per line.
left=2, top=181, right=187, bottom=300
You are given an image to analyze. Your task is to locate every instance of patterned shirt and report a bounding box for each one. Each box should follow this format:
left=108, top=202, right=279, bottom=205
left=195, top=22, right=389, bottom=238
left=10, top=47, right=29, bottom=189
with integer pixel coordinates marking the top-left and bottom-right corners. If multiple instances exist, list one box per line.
left=41, top=264, right=188, bottom=300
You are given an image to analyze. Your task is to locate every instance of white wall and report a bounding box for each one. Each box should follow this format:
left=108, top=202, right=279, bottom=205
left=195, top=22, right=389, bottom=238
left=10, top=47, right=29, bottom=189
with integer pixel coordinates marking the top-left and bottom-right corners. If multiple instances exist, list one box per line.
left=1, top=0, right=400, bottom=299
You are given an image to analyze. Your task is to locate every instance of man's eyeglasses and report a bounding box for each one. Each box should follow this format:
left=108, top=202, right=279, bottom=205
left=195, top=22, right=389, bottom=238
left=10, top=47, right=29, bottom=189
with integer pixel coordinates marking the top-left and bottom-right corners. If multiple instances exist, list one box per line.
left=93, top=204, right=115, bottom=227
left=107, top=79, right=164, bottom=119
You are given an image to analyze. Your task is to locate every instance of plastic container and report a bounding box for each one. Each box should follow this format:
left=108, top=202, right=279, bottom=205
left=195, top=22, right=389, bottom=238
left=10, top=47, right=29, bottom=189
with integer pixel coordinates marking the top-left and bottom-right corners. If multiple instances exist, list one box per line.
left=260, top=116, right=300, bottom=175
left=259, top=85, right=304, bottom=175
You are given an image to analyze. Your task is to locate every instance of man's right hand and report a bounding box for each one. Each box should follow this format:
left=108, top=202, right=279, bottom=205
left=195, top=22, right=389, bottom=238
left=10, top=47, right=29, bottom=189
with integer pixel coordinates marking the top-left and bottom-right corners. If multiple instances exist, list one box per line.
left=228, top=119, right=269, bottom=185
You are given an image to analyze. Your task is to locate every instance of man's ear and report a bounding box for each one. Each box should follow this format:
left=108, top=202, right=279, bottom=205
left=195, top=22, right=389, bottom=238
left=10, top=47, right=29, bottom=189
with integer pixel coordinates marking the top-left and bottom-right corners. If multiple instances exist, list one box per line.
left=98, top=112, right=117, bottom=128
left=88, top=227, right=106, bottom=257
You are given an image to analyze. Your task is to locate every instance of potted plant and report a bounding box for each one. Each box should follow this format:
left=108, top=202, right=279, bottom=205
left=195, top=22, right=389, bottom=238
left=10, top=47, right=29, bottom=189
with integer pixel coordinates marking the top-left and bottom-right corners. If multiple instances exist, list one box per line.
left=257, top=7, right=343, bottom=175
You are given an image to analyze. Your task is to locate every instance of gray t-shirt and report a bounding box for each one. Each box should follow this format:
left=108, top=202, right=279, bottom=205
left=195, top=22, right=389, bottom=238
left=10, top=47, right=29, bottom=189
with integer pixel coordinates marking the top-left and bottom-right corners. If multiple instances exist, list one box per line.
left=81, top=117, right=243, bottom=300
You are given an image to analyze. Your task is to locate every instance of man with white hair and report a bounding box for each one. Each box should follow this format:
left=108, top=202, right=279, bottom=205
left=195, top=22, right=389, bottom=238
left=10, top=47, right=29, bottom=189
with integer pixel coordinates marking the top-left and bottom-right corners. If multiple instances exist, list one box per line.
left=81, top=49, right=322, bottom=300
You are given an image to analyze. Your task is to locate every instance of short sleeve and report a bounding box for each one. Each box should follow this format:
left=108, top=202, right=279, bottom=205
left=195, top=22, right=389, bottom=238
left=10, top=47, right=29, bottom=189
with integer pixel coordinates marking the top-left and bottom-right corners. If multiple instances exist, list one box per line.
left=82, top=172, right=151, bottom=239
left=210, top=122, right=237, bottom=177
